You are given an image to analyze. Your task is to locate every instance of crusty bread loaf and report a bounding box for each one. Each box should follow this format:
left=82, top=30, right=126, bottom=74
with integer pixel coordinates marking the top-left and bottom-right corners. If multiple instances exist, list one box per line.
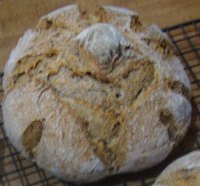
left=2, top=4, right=191, bottom=183
left=154, top=151, right=200, bottom=186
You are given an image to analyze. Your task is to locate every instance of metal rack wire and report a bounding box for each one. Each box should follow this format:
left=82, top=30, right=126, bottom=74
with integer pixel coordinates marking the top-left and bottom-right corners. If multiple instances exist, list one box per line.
left=0, top=19, right=200, bottom=186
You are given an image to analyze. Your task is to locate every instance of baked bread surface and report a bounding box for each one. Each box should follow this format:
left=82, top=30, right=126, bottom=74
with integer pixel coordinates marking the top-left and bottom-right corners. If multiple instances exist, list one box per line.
left=154, top=151, right=200, bottom=186
left=2, top=4, right=191, bottom=183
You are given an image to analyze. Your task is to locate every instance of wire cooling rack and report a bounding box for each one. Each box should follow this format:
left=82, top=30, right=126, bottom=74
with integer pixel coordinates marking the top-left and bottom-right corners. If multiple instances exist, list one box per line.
left=0, top=19, right=200, bottom=186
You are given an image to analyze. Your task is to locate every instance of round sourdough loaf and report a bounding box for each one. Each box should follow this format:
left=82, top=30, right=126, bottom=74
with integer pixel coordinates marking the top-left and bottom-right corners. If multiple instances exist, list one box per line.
left=154, top=151, right=200, bottom=186
left=2, top=4, right=191, bottom=183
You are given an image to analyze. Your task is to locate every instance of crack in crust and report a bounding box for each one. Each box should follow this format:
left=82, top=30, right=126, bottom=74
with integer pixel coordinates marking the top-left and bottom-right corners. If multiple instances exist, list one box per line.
left=142, top=25, right=176, bottom=56
left=73, top=104, right=126, bottom=171
left=97, top=6, right=142, bottom=31
left=22, top=120, right=44, bottom=158
left=162, top=78, right=191, bottom=101
left=159, top=109, right=178, bottom=141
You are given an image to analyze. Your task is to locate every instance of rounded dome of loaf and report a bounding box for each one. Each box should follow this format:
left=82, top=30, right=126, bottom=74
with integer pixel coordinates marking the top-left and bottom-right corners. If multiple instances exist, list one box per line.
left=154, top=151, right=200, bottom=186
left=2, top=4, right=191, bottom=183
